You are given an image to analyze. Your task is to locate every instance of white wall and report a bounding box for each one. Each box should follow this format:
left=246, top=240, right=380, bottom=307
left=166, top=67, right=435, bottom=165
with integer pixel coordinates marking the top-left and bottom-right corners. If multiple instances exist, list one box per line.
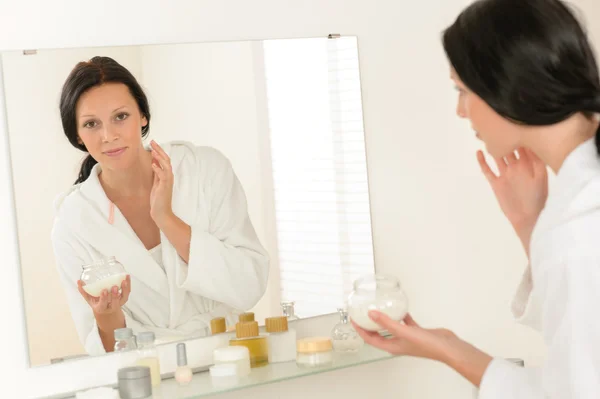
left=1, top=0, right=598, bottom=397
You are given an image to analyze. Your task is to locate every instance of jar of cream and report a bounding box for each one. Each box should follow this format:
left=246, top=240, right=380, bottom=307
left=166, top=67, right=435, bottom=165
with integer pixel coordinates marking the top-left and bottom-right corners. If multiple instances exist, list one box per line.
left=296, top=337, right=333, bottom=368
left=347, top=274, right=408, bottom=331
left=213, top=346, right=251, bottom=377
left=117, top=366, right=152, bottom=399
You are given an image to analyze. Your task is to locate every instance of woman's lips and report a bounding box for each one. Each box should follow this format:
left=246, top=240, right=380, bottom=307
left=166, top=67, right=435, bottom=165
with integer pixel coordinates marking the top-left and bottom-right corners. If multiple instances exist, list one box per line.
left=103, top=147, right=127, bottom=157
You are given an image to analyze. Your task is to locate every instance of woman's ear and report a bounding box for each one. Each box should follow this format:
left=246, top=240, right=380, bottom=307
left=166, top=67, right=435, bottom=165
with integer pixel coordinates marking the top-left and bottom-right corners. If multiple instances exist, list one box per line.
left=141, top=115, right=148, bottom=127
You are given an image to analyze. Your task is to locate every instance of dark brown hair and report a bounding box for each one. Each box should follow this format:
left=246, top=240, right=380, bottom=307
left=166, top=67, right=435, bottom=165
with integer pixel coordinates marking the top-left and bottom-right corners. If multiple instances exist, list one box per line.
left=59, top=56, right=151, bottom=184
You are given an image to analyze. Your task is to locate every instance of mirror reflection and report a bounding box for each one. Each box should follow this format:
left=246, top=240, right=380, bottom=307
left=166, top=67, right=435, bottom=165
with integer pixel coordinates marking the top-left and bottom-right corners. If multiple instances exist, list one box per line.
left=1, top=36, right=375, bottom=367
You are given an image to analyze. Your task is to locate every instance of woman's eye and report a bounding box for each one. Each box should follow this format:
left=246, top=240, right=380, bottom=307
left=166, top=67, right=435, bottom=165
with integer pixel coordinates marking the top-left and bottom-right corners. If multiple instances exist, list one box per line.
left=83, top=121, right=97, bottom=129
left=115, top=113, right=129, bottom=121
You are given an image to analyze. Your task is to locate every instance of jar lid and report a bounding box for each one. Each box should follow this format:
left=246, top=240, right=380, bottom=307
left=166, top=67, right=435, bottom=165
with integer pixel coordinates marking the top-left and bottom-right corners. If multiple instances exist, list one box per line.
left=137, top=331, right=155, bottom=344
left=297, top=337, right=333, bottom=353
left=210, top=317, right=226, bottom=334
left=118, top=366, right=150, bottom=380
left=265, top=316, right=288, bottom=333
left=213, top=346, right=250, bottom=362
left=238, top=312, right=255, bottom=322
left=235, top=321, right=259, bottom=338
left=114, top=328, right=133, bottom=340
left=209, top=363, right=238, bottom=378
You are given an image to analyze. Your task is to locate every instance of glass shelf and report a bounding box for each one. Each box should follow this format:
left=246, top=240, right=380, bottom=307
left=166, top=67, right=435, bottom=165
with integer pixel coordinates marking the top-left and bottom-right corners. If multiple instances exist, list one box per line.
left=154, top=345, right=393, bottom=398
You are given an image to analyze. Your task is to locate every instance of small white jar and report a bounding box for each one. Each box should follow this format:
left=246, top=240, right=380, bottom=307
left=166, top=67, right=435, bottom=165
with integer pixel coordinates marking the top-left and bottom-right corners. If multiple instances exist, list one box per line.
left=213, top=346, right=251, bottom=377
left=296, top=337, right=333, bottom=368
left=209, top=363, right=239, bottom=388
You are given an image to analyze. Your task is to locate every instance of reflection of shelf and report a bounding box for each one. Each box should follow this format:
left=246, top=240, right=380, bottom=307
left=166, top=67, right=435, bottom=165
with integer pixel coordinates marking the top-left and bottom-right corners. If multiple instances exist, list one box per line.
left=155, top=345, right=393, bottom=398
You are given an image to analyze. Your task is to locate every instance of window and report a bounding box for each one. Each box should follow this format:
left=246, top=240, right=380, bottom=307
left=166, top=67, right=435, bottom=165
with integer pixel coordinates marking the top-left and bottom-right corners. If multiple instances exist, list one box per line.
left=262, top=37, right=375, bottom=318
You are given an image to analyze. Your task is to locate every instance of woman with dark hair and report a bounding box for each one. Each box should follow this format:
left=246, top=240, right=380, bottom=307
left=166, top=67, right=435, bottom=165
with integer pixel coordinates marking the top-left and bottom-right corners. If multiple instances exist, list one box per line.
left=353, top=0, right=600, bottom=397
left=51, top=56, right=269, bottom=355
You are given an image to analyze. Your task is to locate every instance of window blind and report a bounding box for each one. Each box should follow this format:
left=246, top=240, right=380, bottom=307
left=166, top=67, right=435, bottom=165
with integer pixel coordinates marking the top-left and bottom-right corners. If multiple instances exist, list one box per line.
left=262, top=37, right=375, bottom=318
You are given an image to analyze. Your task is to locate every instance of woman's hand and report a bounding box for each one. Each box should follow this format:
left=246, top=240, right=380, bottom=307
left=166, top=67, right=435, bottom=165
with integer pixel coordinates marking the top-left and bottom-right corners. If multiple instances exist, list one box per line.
left=477, top=148, right=548, bottom=255
left=353, top=311, right=493, bottom=387
left=352, top=311, right=457, bottom=361
left=77, top=275, right=131, bottom=316
left=149, top=140, right=175, bottom=226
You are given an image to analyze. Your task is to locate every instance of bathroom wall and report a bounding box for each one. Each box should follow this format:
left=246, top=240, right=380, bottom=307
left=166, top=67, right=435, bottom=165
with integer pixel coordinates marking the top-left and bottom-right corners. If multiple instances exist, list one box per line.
left=1, top=0, right=598, bottom=397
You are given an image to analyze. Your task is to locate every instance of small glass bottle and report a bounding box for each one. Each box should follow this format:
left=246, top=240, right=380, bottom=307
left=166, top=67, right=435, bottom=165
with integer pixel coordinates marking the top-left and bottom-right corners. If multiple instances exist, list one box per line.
left=175, top=343, right=193, bottom=386
left=114, top=328, right=137, bottom=352
left=81, top=257, right=127, bottom=297
left=265, top=316, right=297, bottom=363
left=229, top=321, right=268, bottom=368
left=135, top=332, right=161, bottom=387
left=281, top=301, right=299, bottom=321
left=331, top=308, right=363, bottom=353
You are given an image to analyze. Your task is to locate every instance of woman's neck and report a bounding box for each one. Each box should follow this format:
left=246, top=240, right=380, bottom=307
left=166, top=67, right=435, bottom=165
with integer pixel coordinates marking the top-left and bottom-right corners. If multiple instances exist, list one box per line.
left=98, top=148, right=154, bottom=200
left=524, top=113, right=599, bottom=174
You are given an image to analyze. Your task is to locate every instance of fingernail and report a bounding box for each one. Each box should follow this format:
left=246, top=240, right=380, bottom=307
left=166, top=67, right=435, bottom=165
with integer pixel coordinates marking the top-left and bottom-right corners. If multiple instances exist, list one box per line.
left=368, top=310, right=380, bottom=321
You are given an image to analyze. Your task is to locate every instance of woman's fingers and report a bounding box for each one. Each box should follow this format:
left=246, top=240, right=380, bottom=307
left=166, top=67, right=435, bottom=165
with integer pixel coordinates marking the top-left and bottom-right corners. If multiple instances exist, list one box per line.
left=120, top=275, right=131, bottom=306
left=403, top=313, right=420, bottom=327
left=97, top=289, right=110, bottom=311
left=493, top=156, right=508, bottom=175
left=477, top=151, right=497, bottom=182
left=150, top=141, right=172, bottom=171
left=368, top=311, right=412, bottom=339
left=505, top=151, right=518, bottom=164
left=77, top=280, right=92, bottom=303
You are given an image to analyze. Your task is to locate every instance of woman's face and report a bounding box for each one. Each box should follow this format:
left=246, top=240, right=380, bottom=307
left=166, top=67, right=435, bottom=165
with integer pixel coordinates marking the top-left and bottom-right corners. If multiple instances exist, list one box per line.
left=452, top=70, right=523, bottom=158
left=76, top=82, right=148, bottom=171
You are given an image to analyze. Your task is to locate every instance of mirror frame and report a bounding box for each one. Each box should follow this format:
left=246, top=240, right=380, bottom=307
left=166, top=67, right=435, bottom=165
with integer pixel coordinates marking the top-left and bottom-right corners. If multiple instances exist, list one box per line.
left=0, top=34, right=377, bottom=398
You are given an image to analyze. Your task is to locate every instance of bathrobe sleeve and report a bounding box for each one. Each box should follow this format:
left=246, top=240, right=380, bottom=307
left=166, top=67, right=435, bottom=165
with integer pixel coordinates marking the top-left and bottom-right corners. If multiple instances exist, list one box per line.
left=176, top=147, right=270, bottom=310
left=51, top=220, right=150, bottom=356
left=478, top=254, right=600, bottom=398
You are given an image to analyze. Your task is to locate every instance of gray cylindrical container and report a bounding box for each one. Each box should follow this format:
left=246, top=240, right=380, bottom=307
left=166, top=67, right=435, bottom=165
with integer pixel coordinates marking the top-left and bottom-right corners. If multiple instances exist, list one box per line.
left=118, top=366, right=152, bottom=399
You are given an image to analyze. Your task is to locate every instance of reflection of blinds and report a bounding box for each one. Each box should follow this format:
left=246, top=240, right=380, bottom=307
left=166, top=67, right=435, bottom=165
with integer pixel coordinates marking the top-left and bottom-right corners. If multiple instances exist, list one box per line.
left=262, top=37, right=375, bottom=318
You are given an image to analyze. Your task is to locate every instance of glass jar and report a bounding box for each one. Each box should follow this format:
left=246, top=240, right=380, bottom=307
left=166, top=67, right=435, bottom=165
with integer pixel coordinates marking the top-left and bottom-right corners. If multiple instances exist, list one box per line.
left=135, top=332, right=161, bottom=387
left=80, top=256, right=127, bottom=297
left=281, top=301, right=299, bottom=321
left=114, top=328, right=137, bottom=352
left=347, top=274, right=409, bottom=332
left=331, top=308, right=363, bottom=353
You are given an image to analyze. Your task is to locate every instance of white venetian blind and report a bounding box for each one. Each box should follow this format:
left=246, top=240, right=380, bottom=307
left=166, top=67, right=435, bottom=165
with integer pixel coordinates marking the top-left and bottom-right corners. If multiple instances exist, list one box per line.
left=262, top=37, right=375, bottom=318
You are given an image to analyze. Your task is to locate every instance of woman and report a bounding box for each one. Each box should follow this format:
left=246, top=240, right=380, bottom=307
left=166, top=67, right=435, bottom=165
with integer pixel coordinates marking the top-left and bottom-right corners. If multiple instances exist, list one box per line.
left=51, top=56, right=269, bottom=355
left=354, top=0, right=600, bottom=397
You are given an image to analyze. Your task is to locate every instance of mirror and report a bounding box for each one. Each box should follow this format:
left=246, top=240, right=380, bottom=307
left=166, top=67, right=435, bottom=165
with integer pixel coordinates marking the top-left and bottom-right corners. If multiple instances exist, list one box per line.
left=1, top=36, right=375, bottom=367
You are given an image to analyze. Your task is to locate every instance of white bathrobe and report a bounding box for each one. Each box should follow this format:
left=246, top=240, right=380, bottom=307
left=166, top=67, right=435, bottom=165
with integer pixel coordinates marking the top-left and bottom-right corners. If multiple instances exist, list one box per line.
left=479, top=138, right=600, bottom=398
left=51, top=141, right=270, bottom=356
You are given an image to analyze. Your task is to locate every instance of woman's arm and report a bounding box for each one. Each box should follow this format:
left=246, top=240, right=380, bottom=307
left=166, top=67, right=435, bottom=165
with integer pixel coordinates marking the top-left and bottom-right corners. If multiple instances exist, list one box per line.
left=355, top=252, right=600, bottom=398
left=149, top=142, right=269, bottom=310
left=52, top=221, right=130, bottom=354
